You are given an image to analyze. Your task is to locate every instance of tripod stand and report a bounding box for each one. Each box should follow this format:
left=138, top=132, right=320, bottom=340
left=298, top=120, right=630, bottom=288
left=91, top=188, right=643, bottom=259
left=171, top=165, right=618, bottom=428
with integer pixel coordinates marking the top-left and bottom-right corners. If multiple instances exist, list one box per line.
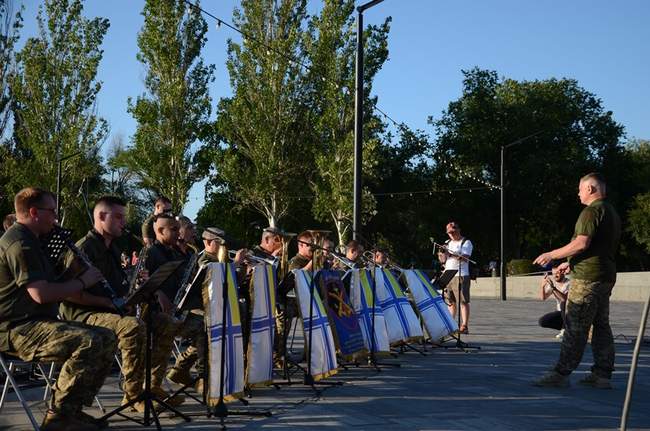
left=100, top=261, right=191, bottom=430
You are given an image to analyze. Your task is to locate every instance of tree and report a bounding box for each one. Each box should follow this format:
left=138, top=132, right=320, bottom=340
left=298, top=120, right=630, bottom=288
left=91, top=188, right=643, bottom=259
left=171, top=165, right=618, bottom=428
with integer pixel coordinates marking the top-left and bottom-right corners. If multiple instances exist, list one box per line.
left=429, top=68, right=626, bottom=263
left=305, top=0, right=390, bottom=246
left=0, top=0, right=21, bottom=140
left=2, top=0, right=109, bottom=232
left=624, top=139, right=650, bottom=262
left=209, top=0, right=311, bottom=228
left=115, top=0, right=214, bottom=212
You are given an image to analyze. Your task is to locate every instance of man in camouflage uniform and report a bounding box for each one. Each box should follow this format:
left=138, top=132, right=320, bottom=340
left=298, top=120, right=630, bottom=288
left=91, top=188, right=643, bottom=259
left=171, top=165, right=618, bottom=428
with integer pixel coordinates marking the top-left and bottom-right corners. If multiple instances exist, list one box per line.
left=0, top=187, right=115, bottom=430
left=533, top=173, right=621, bottom=389
left=167, top=227, right=233, bottom=395
left=143, top=213, right=186, bottom=404
left=59, top=196, right=148, bottom=412
left=274, top=231, right=314, bottom=363
left=141, top=196, right=172, bottom=246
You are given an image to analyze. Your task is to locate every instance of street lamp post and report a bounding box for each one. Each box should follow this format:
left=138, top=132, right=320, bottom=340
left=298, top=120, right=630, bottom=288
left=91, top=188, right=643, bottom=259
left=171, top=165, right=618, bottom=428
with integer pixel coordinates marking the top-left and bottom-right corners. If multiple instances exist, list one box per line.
left=499, top=131, right=543, bottom=301
left=353, top=0, right=385, bottom=240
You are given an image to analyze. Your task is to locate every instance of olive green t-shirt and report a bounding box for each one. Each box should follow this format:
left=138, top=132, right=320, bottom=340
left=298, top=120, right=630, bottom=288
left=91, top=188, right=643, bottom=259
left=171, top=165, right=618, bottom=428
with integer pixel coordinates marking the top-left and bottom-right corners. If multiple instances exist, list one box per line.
left=0, top=223, right=58, bottom=351
left=569, top=199, right=621, bottom=282
left=59, top=230, right=128, bottom=322
left=141, top=213, right=155, bottom=242
left=288, top=253, right=310, bottom=271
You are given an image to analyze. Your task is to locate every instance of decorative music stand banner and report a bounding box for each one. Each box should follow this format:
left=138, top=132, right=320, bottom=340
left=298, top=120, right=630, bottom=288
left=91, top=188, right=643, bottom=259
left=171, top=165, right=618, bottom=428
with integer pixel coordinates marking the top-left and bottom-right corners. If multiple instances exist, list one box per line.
left=317, top=270, right=365, bottom=360
left=349, top=269, right=390, bottom=354
left=374, top=268, right=424, bottom=344
left=205, top=263, right=245, bottom=403
left=402, top=269, right=458, bottom=341
left=246, top=264, right=277, bottom=386
left=293, top=270, right=338, bottom=381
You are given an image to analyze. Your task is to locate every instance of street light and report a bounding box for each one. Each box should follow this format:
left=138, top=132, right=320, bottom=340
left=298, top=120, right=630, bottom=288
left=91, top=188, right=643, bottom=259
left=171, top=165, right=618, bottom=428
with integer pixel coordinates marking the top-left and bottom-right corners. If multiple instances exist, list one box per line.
left=499, top=131, right=543, bottom=300
left=353, top=0, right=385, bottom=240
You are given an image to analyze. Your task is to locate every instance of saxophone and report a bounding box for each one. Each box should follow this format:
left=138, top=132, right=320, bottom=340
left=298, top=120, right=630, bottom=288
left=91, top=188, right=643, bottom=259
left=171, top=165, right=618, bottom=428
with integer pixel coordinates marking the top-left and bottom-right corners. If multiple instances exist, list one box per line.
left=172, top=248, right=203, bottom=321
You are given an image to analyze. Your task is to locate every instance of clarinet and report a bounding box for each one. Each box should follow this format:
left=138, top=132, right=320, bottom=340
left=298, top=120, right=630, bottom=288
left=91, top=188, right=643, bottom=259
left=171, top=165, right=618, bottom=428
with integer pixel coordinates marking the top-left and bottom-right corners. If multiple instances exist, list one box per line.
left=129, top=245, right=150, bottom=318
left=172, top=250, right=203, bottom=321
left=63, top=237, right=127, bottom=316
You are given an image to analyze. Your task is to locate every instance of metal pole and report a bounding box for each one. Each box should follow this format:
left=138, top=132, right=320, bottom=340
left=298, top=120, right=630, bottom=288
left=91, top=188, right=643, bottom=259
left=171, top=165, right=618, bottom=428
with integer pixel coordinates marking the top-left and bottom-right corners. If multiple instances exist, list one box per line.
left=353, top=10, right=364, bottom=241
left=620, top=288, right=650, bottom=430
left=500, top=145, right=506, bottom=300
left=56, top=158, right=62, bottom=216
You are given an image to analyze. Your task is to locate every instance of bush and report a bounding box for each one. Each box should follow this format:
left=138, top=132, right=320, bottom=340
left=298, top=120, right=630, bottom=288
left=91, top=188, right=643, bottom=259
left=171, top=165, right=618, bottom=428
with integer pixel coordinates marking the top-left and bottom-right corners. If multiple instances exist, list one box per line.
left=507, top=259, right=535, bottom=275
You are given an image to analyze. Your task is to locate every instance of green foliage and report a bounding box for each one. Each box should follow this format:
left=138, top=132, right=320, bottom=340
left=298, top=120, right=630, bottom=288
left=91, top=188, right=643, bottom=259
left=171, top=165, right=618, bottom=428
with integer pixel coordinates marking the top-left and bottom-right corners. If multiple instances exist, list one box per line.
left=429, top=68, right=626, bottom=262
left=1, top=0, right=109, bottom=234
left=628, top=192, right=650, bottom=254
left=114, top=0, right=214, bottom=213
left=305, top=0, right=390, bottom=246
left=207, top=0, right=311, bottom=228
left=507, top=259, right=535, bottom=276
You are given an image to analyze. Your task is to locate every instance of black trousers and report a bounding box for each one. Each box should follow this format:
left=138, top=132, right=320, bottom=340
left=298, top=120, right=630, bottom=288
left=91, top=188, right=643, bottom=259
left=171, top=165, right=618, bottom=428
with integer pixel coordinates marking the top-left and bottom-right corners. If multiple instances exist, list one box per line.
left=539, top=310, right=564, bottom=331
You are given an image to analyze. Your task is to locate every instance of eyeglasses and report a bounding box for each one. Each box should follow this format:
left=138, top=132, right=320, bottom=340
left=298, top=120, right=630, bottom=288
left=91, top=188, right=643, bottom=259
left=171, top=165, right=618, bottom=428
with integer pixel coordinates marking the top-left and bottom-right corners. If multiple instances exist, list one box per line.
left=35, top=207, right=58, bottom=216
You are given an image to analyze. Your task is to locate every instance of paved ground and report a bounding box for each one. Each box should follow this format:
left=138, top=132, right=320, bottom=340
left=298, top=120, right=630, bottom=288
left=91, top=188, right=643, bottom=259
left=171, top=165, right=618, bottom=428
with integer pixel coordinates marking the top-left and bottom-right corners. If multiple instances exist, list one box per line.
left=1, top=298, right=649, bottom=430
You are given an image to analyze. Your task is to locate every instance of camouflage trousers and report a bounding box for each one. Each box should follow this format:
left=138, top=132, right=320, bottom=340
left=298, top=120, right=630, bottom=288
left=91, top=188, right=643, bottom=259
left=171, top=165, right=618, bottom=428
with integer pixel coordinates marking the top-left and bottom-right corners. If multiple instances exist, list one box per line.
left=149, top=310, right=180, bottom=388
left=274, top=297, right=299, bottom=359
left=7, top=319, right=116, bottom=415
left=84, top=312, right=146, bottom=397
left=173, top=311, right=205, bottom=375
left=554, top=278, right=616, bottom=379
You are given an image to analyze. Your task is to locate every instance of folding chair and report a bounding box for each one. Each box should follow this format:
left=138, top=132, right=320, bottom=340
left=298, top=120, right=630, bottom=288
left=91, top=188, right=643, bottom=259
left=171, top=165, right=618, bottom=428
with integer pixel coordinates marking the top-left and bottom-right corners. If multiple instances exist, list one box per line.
left=0, top=352, right=42, bottom=430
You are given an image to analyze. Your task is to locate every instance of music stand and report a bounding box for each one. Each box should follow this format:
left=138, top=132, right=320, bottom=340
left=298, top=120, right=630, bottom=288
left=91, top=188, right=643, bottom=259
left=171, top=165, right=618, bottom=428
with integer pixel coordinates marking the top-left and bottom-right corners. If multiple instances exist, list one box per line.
left=433, top=269, right=457, bottom=291
left=100, top=260, right=191, bottom=430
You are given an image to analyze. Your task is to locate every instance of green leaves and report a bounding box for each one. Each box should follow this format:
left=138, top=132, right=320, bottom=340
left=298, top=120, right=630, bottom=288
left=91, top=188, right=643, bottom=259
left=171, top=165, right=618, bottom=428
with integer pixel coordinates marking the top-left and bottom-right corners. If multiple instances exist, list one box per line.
left=2, top=0, right=108, bottom=232
left=115, top=0, right=214, bottom=213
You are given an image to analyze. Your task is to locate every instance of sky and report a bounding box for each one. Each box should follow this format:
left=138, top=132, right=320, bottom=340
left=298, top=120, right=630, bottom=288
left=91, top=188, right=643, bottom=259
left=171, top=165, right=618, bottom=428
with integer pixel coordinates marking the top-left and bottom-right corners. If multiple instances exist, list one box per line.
left=17, top=0, right=650, bottom=220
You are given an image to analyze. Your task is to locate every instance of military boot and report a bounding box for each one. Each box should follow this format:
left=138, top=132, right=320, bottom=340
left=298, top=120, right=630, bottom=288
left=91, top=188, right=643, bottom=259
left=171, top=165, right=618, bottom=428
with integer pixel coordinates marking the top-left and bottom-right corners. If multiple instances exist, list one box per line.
left=578, top=372, right=612, bottom=389
left=532, top=370, right=570, bottom=388
left=166, top=366, right=194, bottom=387
left=41, top=409, right=99, bottom=431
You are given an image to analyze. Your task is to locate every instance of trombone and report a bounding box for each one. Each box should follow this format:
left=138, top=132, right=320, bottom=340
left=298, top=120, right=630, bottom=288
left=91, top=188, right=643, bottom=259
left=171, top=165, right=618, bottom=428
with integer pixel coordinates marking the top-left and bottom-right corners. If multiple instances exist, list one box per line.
left=227, top=249, right=277, bottom=266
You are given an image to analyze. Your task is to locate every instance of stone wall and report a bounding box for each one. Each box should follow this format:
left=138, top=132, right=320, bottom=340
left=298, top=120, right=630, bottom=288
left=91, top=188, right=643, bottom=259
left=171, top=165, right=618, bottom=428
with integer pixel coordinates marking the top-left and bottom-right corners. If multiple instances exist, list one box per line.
left=471, top=272, right=649, bottom=302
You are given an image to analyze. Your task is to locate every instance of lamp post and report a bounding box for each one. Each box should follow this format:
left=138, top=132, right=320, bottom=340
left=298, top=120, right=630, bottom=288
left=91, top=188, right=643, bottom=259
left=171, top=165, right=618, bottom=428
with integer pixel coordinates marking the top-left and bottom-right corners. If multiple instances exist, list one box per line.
left=353, top=0, right=385, bottom=240
left=499, top=131, right=543, bottom=300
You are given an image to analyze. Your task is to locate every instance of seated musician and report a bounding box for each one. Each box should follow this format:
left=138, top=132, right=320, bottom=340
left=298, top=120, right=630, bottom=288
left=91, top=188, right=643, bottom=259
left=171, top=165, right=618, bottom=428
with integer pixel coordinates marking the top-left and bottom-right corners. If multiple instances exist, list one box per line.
left=0, top=187, right=115, bottom=430
left=374, top=249, right=389, bottom=267
left=167, top=227, right=234, bottom=395
left=141, top=196, right=172, bottom=246
left=141, top=213, right=187, bottom=405
left=176, top=216, right=197, bottom=257
left=251, top=226, right=283, bottom=260
left=333, top=240, right=364, bottom=269
left=322, top=238, right=336, bottom=269
left=59, top=196, right=149, bottom=413
left=273, top=230, right=314, bottom=365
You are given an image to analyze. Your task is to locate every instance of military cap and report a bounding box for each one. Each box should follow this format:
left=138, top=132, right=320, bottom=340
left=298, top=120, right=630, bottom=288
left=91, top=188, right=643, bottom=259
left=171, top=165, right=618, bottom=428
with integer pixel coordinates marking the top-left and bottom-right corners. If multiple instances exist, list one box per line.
left=202, top=227, right=226, bottom=243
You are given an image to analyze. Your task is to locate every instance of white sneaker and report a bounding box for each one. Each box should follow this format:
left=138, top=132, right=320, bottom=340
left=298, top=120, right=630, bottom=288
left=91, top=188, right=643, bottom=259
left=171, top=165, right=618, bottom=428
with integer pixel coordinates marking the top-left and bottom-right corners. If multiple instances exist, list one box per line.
left=555, top=329, right=565, bottom=340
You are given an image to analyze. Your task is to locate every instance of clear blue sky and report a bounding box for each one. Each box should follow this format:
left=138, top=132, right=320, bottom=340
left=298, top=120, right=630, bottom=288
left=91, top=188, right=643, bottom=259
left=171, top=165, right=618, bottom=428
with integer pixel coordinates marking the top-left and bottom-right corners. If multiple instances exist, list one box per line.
left=18, top=0, right=650, bottom=219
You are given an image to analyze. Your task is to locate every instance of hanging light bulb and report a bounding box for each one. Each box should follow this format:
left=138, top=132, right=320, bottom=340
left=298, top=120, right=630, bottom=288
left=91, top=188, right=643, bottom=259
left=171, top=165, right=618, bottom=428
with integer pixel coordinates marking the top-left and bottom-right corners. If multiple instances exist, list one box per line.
left=215, top=19, right=222, bottom=30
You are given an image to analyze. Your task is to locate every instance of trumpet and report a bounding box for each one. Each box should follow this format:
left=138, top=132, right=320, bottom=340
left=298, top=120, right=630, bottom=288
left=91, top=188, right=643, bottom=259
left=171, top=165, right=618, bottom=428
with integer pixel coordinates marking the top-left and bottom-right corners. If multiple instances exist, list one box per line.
left=228, top=249, right=277, bottom=266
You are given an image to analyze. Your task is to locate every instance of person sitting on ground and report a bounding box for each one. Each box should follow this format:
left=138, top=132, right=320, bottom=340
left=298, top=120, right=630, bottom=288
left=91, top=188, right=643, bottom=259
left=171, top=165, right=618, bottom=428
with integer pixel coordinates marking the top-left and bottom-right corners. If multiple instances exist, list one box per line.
left=539, top=261, right=570, bottom=340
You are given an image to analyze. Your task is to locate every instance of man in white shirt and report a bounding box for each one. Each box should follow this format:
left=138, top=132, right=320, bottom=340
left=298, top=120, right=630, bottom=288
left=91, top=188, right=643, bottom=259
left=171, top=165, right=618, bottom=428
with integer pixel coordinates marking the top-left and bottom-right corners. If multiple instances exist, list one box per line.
left=442, top=221, right=473, bottom=334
